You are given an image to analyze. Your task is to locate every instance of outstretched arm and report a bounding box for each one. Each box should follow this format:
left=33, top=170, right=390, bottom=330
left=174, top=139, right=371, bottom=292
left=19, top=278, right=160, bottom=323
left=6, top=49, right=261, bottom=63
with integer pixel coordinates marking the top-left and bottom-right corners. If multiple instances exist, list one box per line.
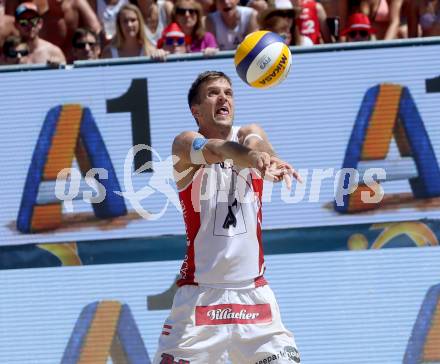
left=238, top=124, right=303, bottom=188
left=172, top=130, right=272, bottom=189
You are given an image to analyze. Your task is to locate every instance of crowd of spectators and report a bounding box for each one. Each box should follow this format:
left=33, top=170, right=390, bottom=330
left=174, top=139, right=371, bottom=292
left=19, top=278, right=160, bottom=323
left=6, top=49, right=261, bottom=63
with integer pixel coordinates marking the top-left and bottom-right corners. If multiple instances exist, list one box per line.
left=0, top=0, right=439, bottom=66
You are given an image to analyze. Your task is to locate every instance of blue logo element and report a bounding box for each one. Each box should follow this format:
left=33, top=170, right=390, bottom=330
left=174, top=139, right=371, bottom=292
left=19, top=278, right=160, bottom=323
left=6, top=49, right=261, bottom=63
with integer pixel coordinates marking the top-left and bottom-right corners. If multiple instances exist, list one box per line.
left=192, top=137, right=208, bottom=151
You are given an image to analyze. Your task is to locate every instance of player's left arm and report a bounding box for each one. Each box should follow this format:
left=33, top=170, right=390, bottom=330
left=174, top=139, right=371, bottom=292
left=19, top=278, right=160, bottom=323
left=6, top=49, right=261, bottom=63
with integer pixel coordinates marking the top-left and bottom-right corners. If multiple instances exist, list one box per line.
left=238, top=124, right=303, bottom=187
left=238, top=123, right=275, bottom=155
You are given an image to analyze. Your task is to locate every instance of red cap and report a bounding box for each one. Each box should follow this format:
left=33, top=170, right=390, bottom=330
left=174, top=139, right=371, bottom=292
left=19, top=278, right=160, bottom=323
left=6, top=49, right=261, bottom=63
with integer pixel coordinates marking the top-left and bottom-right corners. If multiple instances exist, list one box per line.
left=341, top=13, right=376, bottom=36
left=157, top=23, right=185, bottom=48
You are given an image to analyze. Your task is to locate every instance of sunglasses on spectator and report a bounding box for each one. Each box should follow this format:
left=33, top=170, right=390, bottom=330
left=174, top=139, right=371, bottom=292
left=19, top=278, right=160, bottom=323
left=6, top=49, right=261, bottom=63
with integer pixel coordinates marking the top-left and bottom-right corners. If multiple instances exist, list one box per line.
left=17, top=17, right=40, bottom=27
left=5, top=49, right=29, bottom=58
left=176, top=8, right=197, bottom=16
left=74, top=41, right=98, bottom=49
left=165, top=37, right=185, bottom=46
left=348, top=30, right=369, bottom=38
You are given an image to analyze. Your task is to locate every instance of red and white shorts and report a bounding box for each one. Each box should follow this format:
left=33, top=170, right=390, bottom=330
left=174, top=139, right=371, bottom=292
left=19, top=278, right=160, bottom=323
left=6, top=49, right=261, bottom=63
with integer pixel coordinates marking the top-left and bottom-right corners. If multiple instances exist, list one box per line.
left=153, top=284, right=300, bottom=364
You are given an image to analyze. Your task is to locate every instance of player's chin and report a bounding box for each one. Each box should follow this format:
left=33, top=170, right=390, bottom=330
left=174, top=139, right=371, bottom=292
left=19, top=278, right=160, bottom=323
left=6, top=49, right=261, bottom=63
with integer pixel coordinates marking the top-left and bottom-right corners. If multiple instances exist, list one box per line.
left=213, top=115, right=233, bottom=126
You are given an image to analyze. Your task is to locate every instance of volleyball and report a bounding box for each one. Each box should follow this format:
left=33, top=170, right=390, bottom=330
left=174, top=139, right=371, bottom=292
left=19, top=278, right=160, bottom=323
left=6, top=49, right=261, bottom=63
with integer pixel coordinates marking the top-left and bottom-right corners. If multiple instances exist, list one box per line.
left=234, top=31, right=292, bottom=89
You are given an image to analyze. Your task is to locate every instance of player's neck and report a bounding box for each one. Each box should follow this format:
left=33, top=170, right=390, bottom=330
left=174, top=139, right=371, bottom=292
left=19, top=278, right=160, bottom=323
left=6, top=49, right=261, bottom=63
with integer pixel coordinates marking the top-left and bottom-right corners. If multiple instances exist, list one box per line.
left=199, top=125, right=232, bottom=140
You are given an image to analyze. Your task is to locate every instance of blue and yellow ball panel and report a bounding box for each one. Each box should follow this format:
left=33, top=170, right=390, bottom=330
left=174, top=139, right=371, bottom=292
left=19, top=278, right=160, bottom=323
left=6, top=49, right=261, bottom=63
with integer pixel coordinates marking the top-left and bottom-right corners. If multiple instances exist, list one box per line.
left=235, top=31, right=292, bottom=89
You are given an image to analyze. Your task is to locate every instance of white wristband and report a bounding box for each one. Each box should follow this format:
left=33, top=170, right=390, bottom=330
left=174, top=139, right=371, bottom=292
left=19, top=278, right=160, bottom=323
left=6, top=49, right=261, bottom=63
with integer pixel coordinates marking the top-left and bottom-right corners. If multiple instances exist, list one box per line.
left=243, top=133, right=264, bottom=145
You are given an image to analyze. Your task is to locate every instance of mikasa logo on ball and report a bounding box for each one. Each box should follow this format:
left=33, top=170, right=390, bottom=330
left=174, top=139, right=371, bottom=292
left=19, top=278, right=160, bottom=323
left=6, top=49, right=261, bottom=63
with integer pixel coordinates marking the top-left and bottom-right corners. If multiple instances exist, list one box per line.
left=257, top=55, right=271, bottom=70
left=259, top=54, right=289, bottom=85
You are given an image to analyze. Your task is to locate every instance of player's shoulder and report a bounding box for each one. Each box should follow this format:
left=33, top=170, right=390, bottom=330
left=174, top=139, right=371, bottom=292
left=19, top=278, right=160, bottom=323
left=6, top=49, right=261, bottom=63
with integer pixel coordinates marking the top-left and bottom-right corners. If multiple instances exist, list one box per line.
left=172, top=130, right=204, bottom=152
left=238, top=123, right=265, bottom=136
left=237, top=123, right=267, bottom=144
left=173, top=130, right=202, bottom=143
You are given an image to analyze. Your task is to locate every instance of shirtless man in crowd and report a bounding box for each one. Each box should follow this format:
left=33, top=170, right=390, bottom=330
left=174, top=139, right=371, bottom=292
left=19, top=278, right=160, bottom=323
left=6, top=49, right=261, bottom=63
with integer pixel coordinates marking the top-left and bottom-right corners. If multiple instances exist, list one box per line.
left=7, top=0, right=100, bottom=61
left=14, top=2, right=66, bottom=64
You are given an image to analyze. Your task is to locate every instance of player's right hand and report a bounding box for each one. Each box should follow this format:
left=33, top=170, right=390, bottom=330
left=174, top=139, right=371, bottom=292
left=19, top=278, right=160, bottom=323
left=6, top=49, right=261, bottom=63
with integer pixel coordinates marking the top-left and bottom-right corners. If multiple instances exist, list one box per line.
left=248, top=150, right=271, bottom=175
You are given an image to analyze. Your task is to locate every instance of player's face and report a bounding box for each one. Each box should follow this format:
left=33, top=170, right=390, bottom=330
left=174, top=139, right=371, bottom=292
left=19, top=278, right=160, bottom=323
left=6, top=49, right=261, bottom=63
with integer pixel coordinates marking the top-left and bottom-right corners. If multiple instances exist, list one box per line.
left=192, top=77, right=235, bottom=129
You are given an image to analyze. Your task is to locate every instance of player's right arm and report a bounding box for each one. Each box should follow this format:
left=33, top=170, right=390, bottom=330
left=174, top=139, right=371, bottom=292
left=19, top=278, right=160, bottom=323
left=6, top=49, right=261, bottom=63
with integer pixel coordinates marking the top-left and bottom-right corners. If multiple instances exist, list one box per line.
left=172, top=131, right=271, bottom=190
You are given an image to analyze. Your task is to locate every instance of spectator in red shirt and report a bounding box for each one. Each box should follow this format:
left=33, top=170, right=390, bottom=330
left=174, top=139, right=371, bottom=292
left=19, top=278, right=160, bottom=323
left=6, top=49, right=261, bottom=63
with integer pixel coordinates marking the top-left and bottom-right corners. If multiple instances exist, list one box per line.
left=294, top=0, right=332, bottom=43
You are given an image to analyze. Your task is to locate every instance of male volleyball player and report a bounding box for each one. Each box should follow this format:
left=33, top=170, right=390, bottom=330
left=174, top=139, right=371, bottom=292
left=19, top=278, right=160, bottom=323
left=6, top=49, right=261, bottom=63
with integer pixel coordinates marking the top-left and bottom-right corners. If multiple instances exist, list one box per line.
left=153, top=71, right=301, bottom=364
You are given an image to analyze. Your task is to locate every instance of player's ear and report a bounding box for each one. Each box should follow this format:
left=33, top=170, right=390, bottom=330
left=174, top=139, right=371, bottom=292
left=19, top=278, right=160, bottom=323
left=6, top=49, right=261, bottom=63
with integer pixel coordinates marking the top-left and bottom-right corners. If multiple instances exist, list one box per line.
left=190, top=105, right=200, bottom=125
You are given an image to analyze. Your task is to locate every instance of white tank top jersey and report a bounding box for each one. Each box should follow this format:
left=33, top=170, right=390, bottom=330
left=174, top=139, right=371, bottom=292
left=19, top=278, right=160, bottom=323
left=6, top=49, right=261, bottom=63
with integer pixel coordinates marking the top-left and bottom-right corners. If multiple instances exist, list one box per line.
left=177, top=126, right=267, bottom=289
left=209, top=6, right=253, bottom=50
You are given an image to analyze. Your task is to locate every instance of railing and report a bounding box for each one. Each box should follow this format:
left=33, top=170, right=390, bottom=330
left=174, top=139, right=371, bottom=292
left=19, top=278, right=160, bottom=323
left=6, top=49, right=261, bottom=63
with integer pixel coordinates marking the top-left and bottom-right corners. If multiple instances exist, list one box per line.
left=1, top=36, right=440, bottom=72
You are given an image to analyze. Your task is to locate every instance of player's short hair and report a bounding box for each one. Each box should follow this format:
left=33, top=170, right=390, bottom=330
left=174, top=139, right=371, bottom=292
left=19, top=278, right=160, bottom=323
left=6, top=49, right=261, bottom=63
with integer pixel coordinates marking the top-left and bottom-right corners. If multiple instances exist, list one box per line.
left=187, top=71, right=232, bottom=107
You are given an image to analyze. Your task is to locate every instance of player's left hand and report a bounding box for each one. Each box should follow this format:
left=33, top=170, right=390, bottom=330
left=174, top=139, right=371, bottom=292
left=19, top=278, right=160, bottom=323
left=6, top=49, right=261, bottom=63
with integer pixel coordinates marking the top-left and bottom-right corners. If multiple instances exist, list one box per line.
left=265, top=156, right=303, bottom=189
